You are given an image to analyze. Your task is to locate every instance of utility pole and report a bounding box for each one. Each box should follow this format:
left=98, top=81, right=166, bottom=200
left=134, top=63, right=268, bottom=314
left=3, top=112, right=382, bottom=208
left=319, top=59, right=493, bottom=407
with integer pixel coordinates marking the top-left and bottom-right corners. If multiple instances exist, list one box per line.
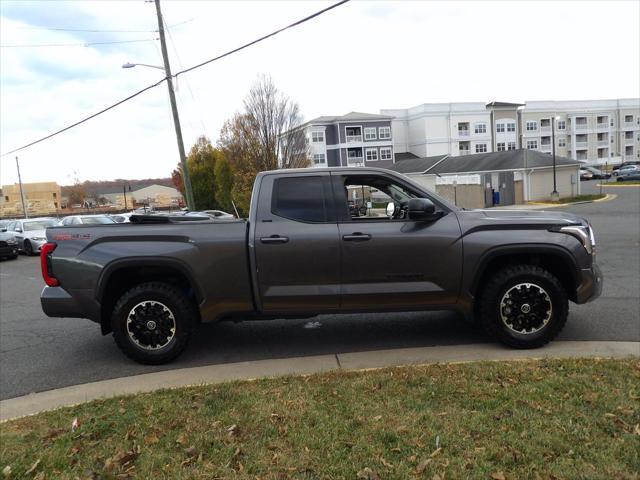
left=15, top=156, right=28, bottom=219
left=154, top=0, right=195, bottom=211
left=550, top=116, right=559, bottom=201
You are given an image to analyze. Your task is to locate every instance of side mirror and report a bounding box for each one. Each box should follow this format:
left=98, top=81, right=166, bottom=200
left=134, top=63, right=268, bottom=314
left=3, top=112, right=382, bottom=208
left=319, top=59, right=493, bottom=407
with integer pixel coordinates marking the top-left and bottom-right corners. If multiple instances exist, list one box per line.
left=0, top=228, right=6, bottom=232
left=386, top=202, right=395, bottom=218
left=15, top=228, right=22, bottom=233
left=408, top=198, right=441, bottom=221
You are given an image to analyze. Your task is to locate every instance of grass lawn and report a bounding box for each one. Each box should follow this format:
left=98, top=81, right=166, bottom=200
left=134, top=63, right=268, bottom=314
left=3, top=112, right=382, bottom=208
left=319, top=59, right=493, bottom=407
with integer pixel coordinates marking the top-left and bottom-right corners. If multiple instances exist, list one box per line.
left=1, top=358, right=639, bottom=479
left=532, top=194, right=607, bottom=205
left=601, top=181, right=640, bottom=186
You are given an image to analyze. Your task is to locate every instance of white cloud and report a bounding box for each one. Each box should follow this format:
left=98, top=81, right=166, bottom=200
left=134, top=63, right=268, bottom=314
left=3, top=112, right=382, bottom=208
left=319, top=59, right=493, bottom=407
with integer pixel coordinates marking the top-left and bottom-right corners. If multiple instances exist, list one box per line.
left=1, top=0, right=638, bottom=185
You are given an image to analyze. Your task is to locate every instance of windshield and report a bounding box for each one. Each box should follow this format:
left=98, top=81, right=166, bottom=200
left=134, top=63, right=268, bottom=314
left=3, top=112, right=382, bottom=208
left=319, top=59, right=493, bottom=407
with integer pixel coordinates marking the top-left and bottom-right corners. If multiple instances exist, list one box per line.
left=23, top=220, right=57, bottom=231
left=80, top=216, right=115, bottom=224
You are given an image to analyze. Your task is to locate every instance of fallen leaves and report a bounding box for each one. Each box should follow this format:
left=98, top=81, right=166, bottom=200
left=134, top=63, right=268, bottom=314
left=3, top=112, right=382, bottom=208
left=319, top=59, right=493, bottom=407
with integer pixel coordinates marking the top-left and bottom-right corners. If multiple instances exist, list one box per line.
left=357, top=467, right=380, bottom=480
left=491, top=472, right=506, bottom=480
left=24, top=459, right=41, bottom=475
left=104, top=447, right=140, bottom=473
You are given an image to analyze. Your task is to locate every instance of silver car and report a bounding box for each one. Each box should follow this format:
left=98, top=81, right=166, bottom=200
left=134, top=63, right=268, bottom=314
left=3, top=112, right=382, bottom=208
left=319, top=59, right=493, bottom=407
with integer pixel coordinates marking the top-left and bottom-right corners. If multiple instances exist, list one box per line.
left=7, top=218, right=58, bottom=256
left=59, top=215, right=116, bottom=226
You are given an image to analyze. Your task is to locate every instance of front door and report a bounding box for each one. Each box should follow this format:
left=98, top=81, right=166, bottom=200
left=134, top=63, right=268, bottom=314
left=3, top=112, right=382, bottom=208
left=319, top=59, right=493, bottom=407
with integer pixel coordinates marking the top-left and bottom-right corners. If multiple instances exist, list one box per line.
left=253, top=173, right=341, bottom=314
left=333, top=172, right=463, bottom=310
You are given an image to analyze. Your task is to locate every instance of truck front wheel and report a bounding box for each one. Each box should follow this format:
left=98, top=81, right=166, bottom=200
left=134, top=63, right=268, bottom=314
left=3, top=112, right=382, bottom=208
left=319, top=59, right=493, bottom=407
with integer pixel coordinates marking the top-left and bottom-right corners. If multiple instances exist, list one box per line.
left=478, top=265, right=568, bottom=348
left=111, top=282, right=196, bottom=364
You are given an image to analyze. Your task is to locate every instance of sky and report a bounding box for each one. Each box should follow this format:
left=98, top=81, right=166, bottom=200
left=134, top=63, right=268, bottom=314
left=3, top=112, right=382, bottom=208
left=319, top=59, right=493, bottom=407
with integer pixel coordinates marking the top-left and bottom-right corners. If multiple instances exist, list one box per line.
left=1, top=0, right=639, bottom=186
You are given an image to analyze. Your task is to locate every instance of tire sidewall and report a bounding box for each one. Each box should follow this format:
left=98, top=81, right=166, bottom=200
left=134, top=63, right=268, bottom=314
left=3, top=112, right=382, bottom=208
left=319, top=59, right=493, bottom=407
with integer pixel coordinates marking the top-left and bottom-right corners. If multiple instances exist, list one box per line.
left=112, top=284, right=194, bottom=364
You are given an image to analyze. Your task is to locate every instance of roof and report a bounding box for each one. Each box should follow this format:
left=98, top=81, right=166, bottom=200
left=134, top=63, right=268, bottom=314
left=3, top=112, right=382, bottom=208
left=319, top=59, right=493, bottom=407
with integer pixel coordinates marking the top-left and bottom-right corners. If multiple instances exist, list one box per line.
left=389, top=149, right=580, bottom=175
left=486, top=101, right=524, bottom=108
left=394, top=152, right=420, bottom=162
left=307, top=111, right=393, bottom=124
left=391, top=154, right=448, bottom=174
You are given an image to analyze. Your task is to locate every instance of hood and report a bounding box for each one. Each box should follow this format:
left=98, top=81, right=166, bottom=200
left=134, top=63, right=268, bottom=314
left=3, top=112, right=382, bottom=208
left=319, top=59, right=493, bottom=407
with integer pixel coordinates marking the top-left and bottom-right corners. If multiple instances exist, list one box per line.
left=456, top=208, right=587, bottom=234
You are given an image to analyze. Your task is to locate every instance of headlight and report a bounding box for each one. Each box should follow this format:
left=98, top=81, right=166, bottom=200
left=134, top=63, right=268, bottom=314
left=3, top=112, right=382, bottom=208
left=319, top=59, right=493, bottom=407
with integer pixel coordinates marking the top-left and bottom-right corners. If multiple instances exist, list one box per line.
left=6, top=239, right=17, bottom=245
left=558, top=225, right=595, bottom=254
left=31, top=237, right=46, bottom=241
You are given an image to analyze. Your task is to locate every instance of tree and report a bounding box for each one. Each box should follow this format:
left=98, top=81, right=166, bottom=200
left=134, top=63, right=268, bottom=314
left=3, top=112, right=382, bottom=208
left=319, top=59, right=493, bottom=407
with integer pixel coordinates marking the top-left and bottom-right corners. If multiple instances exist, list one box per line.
left=219, top=75, right=308, bottom=214
left=214, top=156, right=234, bottom=213
left=173, top=136, right=222, bottom=211
left=67, top=176, right=87, bottom=206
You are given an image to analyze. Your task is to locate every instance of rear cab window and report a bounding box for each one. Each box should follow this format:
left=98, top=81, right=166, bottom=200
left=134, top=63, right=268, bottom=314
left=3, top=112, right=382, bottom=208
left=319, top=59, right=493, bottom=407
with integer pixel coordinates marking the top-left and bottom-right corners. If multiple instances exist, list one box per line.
left=271, top=176, right=332, bottom=223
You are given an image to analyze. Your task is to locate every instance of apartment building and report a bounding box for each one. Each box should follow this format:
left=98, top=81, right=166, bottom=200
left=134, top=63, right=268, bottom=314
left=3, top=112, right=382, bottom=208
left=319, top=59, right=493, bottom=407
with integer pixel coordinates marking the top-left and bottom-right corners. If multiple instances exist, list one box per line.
left=385, top=98, right=639, bottom=165
left=381, top=103, right=493, bottom=158
left=0, top=182, right=61, bottom=217
left=279, top=112, right=395, bottom=169
left=521, top=99, right=640, bottom=164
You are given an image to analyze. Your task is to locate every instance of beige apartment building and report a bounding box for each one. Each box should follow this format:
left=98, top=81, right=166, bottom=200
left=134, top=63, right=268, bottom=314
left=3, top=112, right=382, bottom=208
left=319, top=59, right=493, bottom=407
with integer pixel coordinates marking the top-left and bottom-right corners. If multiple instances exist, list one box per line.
left=0, top=182, right=61, bottom=217
left=520, top=99, right=640, bottom=165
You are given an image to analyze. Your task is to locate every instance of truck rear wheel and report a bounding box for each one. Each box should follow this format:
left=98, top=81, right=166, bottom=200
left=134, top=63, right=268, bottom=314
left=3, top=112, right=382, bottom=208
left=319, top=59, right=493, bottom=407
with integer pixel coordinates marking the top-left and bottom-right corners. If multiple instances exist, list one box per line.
left=111, top=282, right=196, bottom=364
left=478, top=265, right=568, bottom=349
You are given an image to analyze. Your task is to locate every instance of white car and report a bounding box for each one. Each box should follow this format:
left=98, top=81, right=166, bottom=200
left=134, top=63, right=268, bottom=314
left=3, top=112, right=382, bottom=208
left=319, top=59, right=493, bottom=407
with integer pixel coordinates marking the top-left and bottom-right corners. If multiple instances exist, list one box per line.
left=6, top=218, right=58, bottom=255
left=186, top=209, right=235, bottom=219
left=59, top=215, right=116, bottom=226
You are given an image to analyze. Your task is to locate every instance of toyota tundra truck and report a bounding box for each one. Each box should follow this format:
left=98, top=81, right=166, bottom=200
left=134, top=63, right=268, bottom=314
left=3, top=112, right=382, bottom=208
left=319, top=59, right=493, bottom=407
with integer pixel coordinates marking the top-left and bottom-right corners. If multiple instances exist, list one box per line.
left=40, top=167, right=602, bottom=364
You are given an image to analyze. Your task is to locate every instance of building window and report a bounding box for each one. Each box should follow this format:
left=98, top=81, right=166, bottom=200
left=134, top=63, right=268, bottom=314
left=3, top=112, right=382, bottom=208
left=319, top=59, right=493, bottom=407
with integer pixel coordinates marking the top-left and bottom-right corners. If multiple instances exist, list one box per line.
left=558, top=138, right=566, bottom=147
left=507, top=123, right=516, bottom=132
left=557, top=120, right=566, bottom=130
left=313, top=153, right=326, bottom=165
left=475, top=143, right=487, bottom=153
left=625, top=115, right=633, bottom=123
left=365, top=148, right=378, bottom=161
left=475, top=123, right=487, bottom=134
left=496, top=123, right=505, bottom=133
left=311, top=131, right=324, bottom=143
left=527, top=140, right=538, bottom=149
left=526, top=121, right=537, bottom=131
left=378, top=126, right=391, bottom=140
left=507, top=142, right=516, bottom=151
left=497, top=142, right=506, bottom=151
left=380, top=147, right=392, bottom=160
left=53, top=192, right=57, bottom=198
left=364, top=127, right=376, bottom=140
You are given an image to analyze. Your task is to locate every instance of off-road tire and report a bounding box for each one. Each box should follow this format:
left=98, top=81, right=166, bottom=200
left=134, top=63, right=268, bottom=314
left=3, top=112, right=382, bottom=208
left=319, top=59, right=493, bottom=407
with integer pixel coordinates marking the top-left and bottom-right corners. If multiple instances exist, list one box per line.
left=111, top=282, right=196, bottom=364
left=478, top=265, right=568, bottom=349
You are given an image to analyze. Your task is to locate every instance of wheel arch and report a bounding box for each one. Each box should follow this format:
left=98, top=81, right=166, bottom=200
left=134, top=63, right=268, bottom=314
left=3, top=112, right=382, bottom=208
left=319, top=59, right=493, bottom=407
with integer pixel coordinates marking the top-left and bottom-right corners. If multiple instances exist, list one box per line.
left=96, top=257, right=203, bottom=335
left=471, top=244, right=579, bottom=305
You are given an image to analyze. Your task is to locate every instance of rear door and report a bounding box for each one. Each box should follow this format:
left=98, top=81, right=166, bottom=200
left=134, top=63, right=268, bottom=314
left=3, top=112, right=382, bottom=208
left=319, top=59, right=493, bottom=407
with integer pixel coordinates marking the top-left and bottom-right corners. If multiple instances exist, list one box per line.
left=253, top=172, right=341, bottom=314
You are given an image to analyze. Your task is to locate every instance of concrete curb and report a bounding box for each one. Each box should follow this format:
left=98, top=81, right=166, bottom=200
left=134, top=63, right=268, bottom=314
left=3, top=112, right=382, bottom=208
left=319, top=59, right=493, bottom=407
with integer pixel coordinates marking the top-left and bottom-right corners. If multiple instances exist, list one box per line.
left=526, top=193, right=615, bottom=208
left=597, top=183, right=640, bottom=188
left=1, top=341, right=638, bottom=422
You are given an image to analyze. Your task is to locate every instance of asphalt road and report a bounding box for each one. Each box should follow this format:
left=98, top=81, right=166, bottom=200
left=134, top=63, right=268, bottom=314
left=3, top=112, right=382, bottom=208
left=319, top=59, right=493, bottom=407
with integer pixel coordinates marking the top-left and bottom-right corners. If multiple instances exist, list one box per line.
left=1, top=182, right=638, bottom=400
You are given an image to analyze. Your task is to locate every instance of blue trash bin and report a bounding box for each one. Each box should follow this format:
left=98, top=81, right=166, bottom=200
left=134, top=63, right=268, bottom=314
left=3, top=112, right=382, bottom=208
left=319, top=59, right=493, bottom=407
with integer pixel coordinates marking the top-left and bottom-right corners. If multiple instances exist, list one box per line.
left=492, top=191, right=500, bottom=205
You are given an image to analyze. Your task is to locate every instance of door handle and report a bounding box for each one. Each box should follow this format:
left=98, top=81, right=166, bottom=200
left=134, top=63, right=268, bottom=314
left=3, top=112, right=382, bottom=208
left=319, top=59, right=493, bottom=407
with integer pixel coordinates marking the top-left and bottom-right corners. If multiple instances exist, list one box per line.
left=260, top=235, right=289, bottom=244
left=342, top=233, right=371, bottom=242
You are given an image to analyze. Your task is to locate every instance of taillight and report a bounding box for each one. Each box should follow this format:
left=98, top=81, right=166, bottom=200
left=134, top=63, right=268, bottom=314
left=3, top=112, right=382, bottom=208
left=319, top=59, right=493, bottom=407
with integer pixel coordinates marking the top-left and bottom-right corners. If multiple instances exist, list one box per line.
left=40, top=242, right=59, bottom=287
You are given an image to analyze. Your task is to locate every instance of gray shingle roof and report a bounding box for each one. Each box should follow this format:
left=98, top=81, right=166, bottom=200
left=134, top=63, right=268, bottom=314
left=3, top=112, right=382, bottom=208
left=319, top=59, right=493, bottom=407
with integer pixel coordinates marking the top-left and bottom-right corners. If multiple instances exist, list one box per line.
left=307, top=111, right=393, bottom=124
left=389, top=149, right=580, bottom=175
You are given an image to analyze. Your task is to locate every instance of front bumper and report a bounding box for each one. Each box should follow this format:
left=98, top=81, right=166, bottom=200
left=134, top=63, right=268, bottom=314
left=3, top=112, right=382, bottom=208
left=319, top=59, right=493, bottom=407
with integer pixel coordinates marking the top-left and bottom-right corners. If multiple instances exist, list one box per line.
left=0, top=244, right=18, bottom=257
left=41, top=286, right=100, bottom=322
left=575, top=262, right=603, bottom=304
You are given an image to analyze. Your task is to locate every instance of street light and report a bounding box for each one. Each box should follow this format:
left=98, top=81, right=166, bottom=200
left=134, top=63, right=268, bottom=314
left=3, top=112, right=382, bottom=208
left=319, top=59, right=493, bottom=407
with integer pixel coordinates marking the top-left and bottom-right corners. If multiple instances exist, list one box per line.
left=122, top=62, right=164, bottom=71
left=550, top=115, right=560, bottom=201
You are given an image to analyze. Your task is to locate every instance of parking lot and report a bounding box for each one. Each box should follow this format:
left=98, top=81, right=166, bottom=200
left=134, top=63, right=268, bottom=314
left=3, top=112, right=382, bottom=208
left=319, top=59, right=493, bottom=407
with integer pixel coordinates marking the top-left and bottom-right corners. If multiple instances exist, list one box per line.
left=1, top=182, right=638, bottom=401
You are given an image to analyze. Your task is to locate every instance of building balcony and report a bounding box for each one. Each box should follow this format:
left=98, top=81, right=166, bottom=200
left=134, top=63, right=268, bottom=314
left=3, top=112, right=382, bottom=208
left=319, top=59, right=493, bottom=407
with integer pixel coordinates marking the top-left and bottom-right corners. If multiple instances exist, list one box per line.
left=597, top=140, right=609, bottom=146
left=573, top=123, right=588, bottom=131
left=540, top=144, right=552, bottom=152
left=540, top=126, right=551, bottom=134
left=624, top=154, right=636, bottom=161
left=596, top=123, right=609, bottom=130
left=574, top=141, right=588, bottom=148
left=458, top=130, right=470, bottom=137
left=459, top=149, right=471, bottom=156
left=625, top=137, right=635, bottom=144
left=346, top=135, right=363, bottom=143
left=347, top=156, right=364, bottom=163
left=624, top=121, right=636, bottom=128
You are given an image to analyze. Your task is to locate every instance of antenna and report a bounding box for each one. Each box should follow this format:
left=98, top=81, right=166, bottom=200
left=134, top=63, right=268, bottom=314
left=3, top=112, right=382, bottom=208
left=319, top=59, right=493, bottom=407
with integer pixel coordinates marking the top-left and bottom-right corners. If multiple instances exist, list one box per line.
left=231, top=199, right=240, bottom=219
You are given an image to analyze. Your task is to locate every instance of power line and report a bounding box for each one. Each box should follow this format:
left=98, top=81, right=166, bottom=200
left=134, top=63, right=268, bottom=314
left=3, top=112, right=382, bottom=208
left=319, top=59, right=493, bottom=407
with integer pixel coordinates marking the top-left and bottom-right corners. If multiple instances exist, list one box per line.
left=1, top=38, right=158, bottom=48
left=0, top=0, right=350, bottom=157
left=12, top=18, right=192, bottom=33
left=174, top=0, right=349, bottom=78
left=1, top=78, right=167, bottom=157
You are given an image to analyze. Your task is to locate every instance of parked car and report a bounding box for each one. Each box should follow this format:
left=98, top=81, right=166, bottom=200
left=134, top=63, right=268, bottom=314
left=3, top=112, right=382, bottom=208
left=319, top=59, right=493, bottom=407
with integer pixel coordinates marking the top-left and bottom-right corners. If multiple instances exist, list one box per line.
left=579, top=168, right=594, bottom=181
left=582, top=167, right=610, bottom=179
left=110, top=213, right=133, bottom=223
left=0, top=230, right=19, bottom=260
left=617, top=171, right=640, bottom=182
left=41, top=167, right=602, bottom=364
left=612, top=161, right=640, bottom=175
left=59, top=215, right=116, bottom=226
left=613, top=165, right=640, bottom=177
left=185, top=210, right=235, bottom=220
left=6, top=218, right=58, bottom=255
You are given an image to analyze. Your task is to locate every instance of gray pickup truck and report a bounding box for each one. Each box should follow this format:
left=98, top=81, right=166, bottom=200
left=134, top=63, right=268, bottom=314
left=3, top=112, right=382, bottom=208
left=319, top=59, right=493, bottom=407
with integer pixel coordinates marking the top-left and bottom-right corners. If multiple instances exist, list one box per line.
left=40, top=167, right=602, bottom=364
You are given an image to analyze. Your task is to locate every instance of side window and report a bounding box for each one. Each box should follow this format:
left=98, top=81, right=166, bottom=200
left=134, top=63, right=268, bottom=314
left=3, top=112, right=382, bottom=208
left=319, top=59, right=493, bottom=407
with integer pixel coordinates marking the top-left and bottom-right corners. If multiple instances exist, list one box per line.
left=7, top=222, right=15, bottom=231
left=271, top=176, right=329, bottom=223
left=341, top=176, right=419, bottom=221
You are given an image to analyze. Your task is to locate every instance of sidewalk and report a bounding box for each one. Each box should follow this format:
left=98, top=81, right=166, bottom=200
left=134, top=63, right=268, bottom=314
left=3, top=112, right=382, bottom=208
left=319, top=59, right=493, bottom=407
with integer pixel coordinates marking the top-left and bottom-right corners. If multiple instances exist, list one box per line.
left=1, top=340, right=637, bottom=421
left=490, top=193, right=615, bottom=210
